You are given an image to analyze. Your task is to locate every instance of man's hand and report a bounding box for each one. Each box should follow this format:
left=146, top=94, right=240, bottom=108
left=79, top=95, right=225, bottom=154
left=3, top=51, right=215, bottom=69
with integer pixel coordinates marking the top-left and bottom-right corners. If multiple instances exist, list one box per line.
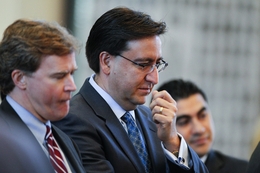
left=150, top=90, right=180, bottom=152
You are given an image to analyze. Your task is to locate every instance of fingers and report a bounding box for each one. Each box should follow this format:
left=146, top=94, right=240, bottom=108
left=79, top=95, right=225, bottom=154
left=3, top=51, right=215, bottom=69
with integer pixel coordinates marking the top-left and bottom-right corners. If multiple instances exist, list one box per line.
left=150, top=90, right=179, bottom=144
left=150, top=90, right=177, bottom=124
left=150, top=90, right=176, bottom=111
left=152, top=105, right=167, bottom=116
left=159, top=107, right=164, bottom=114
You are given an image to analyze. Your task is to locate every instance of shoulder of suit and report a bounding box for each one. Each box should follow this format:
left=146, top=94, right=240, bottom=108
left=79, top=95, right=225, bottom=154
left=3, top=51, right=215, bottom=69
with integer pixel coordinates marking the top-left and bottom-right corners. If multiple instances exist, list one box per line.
left=136, top=105, right=151, bottom=114
left=212, top=150, right=248, bottom=164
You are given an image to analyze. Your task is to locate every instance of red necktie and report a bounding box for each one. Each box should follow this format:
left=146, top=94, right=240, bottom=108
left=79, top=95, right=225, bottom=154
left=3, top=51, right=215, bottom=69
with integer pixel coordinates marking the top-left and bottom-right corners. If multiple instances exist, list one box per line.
left=45, top=125, right=68, bottom=173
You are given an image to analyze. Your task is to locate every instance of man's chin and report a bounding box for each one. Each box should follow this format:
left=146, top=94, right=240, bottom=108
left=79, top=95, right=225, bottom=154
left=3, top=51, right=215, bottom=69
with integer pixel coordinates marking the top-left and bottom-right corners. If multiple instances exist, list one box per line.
left=133, top=96, right=146, bottom=105
left=191, top=145, right=211, bottom=157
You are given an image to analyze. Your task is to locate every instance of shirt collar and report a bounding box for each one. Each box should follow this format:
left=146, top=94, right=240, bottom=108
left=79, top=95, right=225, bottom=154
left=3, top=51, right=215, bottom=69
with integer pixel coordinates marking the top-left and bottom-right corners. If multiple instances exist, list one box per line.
left=6, top=95, right=49, bottom=145
left=200, top=154, right=208, bottom=163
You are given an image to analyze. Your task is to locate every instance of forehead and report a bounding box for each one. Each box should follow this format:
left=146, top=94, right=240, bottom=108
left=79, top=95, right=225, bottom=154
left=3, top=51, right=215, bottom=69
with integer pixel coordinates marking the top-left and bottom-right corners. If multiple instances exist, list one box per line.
left=126, top=36, right=162, bottom=58
left=176, top=93, right=208, bottom=116
left=38, top=53, right=77, bottom=71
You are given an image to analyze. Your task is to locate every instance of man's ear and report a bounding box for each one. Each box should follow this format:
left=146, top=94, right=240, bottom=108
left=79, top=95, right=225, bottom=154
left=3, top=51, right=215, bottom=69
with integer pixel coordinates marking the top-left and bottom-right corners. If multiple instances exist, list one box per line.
left=99, top=51, right=112, bottom=75
left=11, top=70, right=27, bottom=89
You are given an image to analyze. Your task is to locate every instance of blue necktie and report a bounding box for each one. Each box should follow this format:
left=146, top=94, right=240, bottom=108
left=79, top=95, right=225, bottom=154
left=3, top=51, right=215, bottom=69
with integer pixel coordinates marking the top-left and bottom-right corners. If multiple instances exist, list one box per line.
left=121, top=112, right=151, bottom=173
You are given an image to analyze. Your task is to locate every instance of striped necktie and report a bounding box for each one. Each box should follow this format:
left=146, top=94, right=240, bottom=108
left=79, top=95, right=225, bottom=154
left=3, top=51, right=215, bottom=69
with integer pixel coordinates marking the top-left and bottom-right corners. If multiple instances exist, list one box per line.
left=45, top=125, right=68, bottom=173
left=121, top=112, right=152, bottom=173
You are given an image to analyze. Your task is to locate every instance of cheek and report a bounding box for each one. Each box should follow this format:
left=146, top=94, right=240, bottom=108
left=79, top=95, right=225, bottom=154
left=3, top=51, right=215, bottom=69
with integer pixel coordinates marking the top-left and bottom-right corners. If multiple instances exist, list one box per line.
left=39, top=84, right=55, bottom=95
left=114, top=68, right=139, bottom=88
left=28, top=83, right=45, bottom=99
left=27, top=77, right=50, bottom=92
left=204, top=118, right=213, bottom=131
left=30, top=82, right=59, bottom=102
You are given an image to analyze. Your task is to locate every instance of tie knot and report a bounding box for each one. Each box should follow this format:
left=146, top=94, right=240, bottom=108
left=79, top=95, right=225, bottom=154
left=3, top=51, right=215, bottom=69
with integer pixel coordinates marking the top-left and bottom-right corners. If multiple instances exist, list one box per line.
left=121, top=112, right=133, bottom=124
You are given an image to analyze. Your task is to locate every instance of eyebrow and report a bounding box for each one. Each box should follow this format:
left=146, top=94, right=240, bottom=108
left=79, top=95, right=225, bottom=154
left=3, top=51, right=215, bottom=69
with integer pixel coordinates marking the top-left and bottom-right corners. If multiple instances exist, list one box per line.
left=176, top=107, right=207, bottom=122
left=50, top=68, right=78, bottom=76
left=133, top=56, right=163, bottom=62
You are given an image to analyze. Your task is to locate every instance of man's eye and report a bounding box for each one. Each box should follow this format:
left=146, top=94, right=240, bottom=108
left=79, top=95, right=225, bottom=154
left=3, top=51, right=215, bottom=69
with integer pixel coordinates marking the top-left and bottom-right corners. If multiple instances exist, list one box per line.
left=157, top=60, right=164, bottom=65
left=138, top=63, right=150, bottom=67
left=56, top=75, right=65, bottom=79
left=177, top=118, right=190, bottom=126
left=53, top=74, right=66, bottom=79
left=199, top=113, right=207, bottom=119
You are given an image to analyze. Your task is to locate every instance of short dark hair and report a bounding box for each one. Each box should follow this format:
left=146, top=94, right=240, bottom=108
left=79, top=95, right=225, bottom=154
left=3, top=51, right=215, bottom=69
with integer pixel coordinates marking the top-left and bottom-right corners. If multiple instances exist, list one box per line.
left=1, top=92, right=5, bottom=101
left=157, top=79, right=208, bottom=102
left=0, top=19, right=79, bottom=95
left=86, top=7, right=167, bottom=73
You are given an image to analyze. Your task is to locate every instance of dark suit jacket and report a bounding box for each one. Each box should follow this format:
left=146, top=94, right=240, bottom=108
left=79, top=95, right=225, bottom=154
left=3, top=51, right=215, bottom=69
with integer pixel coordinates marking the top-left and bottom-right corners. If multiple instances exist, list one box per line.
left=205, top=150, right=248, bottom=173
left=54, top=78, right=208, bottom=173
left=246, top=142, right=260, bottom=173
left=0, top=99, right=85, bottom=173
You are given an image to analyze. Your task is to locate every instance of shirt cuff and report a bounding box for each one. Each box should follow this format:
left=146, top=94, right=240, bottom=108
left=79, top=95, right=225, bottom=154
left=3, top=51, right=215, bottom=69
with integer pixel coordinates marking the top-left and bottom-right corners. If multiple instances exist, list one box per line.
left=161, top=133, right=190, bottom=168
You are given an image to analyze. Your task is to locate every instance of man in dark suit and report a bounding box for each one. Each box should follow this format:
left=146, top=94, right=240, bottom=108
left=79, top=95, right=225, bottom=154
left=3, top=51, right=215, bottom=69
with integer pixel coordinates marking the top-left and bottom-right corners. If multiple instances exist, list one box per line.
left=54, top=7, right=209, bottom=173
left=157, top=79, right=248, bottom=173
left=0, top=19, right=85, bottom=173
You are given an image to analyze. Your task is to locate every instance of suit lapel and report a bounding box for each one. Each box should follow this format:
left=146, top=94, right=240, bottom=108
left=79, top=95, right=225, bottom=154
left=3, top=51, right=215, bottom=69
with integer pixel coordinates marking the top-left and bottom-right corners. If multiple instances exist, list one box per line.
left=135, top=107, right=167, bottom=173
left=205, top=150, right=224, bottom=172
left=106, top=116, right=146, bottom=172
left=52, top=126, right=81, bottom=173
left=79, top=79, right=146, bottom=172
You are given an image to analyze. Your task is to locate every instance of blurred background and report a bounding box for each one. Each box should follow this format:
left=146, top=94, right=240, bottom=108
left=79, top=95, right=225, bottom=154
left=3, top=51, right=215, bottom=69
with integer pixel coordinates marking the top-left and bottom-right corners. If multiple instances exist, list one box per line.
left=1, top=0, right=260, bottom=160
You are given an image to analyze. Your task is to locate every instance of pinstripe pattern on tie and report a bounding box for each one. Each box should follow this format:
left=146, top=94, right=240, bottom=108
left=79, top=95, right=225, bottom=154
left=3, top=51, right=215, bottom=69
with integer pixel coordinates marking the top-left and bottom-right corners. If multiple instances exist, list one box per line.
left=45, top=126, right=68, bottom=173
left=121, top=112, right=152, bottom=173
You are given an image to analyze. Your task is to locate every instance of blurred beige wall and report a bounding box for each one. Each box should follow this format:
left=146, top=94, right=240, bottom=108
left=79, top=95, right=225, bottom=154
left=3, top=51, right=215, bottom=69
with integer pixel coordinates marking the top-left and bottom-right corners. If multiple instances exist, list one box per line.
left=0, top=0, right=67, bottom=40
